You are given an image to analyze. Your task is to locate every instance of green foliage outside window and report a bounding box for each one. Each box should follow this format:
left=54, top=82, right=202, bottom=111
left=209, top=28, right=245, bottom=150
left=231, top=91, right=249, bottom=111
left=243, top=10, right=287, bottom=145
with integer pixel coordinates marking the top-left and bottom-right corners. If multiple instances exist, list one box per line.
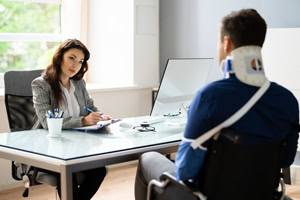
left=0, top=1, right=61, bottom=72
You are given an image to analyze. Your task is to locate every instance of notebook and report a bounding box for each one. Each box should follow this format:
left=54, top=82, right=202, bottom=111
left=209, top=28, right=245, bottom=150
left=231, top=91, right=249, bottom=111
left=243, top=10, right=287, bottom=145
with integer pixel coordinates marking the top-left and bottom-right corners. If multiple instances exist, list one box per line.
left=72, top=119, right=122, bottom=131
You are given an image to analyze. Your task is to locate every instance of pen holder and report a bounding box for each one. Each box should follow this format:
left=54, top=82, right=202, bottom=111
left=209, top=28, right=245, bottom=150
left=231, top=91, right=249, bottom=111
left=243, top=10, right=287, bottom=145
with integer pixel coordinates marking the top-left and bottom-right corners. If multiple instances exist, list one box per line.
left=47, top=118, right=63, bottom=138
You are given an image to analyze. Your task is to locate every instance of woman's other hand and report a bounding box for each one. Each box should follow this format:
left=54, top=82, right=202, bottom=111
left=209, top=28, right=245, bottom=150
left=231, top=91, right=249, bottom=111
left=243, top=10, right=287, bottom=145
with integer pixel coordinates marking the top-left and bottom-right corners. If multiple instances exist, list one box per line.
left=100, top=115, right=112, bottom=121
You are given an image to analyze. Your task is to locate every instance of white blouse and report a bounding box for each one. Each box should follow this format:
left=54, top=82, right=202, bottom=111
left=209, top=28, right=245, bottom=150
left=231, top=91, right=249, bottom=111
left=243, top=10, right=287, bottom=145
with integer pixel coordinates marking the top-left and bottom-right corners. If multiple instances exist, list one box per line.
left=59, top=80, right=80, bottom=118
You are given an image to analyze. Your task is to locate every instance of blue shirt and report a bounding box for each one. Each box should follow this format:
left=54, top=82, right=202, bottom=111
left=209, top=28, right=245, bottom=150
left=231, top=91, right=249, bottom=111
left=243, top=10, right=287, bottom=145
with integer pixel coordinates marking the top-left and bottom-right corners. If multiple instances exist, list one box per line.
left=175, top=75, right=299, bottom=181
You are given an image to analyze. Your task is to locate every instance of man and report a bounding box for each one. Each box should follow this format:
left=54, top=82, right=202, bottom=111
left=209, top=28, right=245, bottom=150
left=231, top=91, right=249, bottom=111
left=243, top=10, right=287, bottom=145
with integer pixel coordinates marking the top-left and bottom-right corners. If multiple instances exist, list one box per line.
left=134, top=9, right=299, bottom=200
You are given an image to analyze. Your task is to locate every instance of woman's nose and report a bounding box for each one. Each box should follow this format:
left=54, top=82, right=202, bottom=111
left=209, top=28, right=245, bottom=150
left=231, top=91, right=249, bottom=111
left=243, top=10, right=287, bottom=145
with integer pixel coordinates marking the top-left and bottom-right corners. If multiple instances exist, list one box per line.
left=72, top=62, right=80, bottom=68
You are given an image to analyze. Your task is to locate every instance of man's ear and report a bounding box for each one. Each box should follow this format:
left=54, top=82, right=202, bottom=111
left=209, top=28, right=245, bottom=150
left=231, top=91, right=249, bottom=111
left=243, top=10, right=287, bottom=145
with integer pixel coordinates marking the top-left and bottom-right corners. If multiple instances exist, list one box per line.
left=223, top=36, right=233, bottom=54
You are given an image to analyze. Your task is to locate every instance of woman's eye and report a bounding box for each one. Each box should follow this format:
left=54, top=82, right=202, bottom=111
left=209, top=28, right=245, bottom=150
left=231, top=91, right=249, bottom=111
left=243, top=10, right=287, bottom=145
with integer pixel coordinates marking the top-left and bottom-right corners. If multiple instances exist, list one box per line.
left=69, top=57, right=75, bottom=60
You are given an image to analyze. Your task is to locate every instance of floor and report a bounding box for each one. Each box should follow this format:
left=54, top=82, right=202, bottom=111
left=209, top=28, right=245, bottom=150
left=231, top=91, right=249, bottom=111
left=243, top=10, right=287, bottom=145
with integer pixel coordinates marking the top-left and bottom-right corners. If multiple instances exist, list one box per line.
left=0, top=163, right=137, bottom=200
left=0, top=163, right=300, bottom=200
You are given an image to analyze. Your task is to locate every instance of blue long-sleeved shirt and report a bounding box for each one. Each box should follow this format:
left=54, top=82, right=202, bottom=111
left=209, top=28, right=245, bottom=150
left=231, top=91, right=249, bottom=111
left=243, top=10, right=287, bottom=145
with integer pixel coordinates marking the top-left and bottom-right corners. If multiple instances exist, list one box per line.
left=175, top=75, right=299, bottom=181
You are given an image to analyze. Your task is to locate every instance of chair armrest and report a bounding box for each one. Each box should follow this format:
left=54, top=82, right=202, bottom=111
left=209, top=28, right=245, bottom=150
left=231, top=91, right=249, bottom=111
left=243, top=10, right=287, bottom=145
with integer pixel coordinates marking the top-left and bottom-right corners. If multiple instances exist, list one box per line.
left=160, top=172, right=176, bottom=181
left=147, top=172, right=206, bottom=200
left=159, top=172, right=195, bottom=193
left=160, top=172, right=202, bottom=193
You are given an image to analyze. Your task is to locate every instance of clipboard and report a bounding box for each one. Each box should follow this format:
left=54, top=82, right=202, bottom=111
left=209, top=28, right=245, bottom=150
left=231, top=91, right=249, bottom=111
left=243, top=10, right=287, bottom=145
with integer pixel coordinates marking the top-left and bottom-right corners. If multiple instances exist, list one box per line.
left=72, top=119, right=122, bottom=131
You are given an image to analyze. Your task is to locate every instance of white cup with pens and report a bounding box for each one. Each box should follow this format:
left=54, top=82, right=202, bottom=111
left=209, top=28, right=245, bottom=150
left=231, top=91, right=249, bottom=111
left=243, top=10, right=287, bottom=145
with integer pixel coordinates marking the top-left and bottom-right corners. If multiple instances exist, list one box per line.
left=46, top=108, right=64, bottom=138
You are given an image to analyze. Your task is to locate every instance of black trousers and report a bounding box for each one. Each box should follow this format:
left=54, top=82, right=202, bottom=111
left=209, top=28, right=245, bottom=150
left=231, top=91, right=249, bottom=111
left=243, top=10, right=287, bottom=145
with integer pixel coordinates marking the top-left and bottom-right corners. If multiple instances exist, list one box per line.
left=45, top=166, right=107, bottom=200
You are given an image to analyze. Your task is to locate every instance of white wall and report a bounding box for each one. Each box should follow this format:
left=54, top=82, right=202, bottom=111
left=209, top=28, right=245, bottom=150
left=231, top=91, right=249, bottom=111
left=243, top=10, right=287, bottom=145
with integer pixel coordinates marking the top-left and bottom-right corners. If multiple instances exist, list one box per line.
left=88, top=0, right=159, bottom=88
left=88, top=0, right=134, bottom=86
left=0, top=97, right=13, bottom=191
left=262, top=28, right=300, bottom=107
left=262, top=28, right=300, bottom=184
left=0, top=87, right=152, bottom=190
left=134, top=0, right=159, bottom=87
left=159, top=0, right=300, bottom=84
left=88, top=87, right=152, bottom=119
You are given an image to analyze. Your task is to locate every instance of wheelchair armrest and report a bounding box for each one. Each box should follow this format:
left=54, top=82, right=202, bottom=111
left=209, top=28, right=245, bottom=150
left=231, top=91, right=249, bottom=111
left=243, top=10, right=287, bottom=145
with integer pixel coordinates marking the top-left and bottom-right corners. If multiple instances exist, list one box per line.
left=160, top=173, right=189, bottom=189
left=160, top=173, right=188, bottom=189
left=160, top=172, right=201, bottom=193
left=147, top=172, right=205, bottom=200
left=159, top=172, right=176, bottom=181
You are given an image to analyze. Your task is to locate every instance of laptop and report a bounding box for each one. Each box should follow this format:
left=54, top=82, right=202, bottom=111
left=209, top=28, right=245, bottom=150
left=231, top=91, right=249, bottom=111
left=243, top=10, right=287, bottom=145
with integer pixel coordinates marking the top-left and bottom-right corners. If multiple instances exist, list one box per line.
left=150, top=58, right=213, bottom=119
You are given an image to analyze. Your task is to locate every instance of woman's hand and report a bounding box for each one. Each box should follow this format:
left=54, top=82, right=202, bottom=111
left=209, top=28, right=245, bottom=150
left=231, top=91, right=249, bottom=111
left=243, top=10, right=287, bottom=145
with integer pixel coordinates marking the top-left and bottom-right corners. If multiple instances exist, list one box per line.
left=82, top=113, right=113, bottom=126
left=100, top=115, right=112, bottom=121
left=82, top=112, right=102, bottom=126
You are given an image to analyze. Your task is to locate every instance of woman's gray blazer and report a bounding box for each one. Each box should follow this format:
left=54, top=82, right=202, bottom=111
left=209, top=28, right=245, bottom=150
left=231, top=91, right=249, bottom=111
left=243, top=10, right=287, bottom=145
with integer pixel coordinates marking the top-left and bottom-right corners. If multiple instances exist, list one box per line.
left=32, top=76, right=99, bottom=129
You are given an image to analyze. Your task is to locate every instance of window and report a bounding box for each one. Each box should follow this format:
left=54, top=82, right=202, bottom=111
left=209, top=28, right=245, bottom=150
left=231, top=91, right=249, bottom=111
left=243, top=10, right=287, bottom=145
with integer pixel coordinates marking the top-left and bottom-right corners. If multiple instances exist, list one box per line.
left=0, top=0, right=160, bottom=89
left=0, top=0, right=62, bottom=87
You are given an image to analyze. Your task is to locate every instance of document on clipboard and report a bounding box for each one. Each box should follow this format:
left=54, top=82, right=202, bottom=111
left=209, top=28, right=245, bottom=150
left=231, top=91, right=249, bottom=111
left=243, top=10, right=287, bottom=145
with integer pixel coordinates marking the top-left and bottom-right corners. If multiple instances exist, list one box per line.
left=72, top=119, right=122, bottom=131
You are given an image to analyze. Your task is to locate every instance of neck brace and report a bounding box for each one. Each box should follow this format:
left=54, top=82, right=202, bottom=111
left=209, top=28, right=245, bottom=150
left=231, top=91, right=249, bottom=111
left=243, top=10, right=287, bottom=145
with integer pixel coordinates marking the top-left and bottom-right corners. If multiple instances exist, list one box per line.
left=220, top=46, right=267, bottom=87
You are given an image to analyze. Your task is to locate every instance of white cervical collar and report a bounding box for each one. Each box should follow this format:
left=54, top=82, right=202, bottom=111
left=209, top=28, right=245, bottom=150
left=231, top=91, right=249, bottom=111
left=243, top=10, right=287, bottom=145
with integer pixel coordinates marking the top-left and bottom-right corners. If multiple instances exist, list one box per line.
left=221, top=45, right=267, bottom=87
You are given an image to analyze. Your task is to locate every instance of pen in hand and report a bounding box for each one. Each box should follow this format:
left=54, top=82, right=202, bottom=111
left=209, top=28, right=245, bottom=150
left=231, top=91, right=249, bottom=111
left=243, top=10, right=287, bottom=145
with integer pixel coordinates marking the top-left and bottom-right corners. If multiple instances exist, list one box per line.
left=84, top=107, right=93, bottom=113
left=84, top=107, right=104, bottom=119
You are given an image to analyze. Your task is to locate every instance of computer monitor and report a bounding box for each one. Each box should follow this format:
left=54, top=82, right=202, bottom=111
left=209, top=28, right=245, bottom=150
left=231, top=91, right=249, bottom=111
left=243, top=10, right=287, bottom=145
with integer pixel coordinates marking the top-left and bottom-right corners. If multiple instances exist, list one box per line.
left=151, top=58, right=213, bottom=117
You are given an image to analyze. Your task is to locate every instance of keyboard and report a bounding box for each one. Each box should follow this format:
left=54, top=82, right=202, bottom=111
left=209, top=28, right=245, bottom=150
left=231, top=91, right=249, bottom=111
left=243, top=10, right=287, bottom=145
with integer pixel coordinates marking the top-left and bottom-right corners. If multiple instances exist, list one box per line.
left=142, top=116, right=166, bottom=125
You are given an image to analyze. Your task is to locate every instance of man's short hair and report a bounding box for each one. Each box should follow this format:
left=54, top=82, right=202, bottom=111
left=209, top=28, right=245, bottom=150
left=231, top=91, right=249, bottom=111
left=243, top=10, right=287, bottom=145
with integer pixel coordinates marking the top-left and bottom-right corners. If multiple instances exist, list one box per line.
left=221, top=9, right=267, bottom=48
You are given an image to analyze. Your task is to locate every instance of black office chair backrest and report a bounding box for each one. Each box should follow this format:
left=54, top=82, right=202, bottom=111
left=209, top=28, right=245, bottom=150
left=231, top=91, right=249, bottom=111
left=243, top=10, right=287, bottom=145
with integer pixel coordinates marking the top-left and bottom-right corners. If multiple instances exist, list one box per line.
left=199, top=129, right=283, bottom=200
left=4, top=70, right=43, bottom=132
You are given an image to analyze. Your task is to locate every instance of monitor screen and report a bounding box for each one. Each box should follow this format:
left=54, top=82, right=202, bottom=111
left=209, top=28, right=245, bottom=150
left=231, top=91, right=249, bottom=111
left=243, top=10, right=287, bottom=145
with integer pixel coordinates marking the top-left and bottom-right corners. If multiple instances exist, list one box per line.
left=151, top=58, right=213, bottom=117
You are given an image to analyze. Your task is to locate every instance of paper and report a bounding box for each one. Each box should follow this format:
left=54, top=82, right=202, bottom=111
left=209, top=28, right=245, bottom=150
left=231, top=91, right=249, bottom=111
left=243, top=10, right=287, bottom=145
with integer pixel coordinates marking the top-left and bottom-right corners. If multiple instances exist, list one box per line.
left=72, top=119, right=122, bottom=131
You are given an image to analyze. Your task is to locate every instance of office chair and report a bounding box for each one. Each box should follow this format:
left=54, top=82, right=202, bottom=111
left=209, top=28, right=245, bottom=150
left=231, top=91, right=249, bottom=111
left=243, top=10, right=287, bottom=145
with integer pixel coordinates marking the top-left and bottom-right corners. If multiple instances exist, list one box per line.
left=147, top=129, right=286, bottom=200
left=4, top=70, right=57, bottom=198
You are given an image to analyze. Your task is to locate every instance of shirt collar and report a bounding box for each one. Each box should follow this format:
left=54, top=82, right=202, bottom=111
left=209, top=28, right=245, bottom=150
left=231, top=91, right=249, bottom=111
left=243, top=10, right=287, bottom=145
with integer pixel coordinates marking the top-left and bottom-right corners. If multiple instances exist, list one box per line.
left=59, top=80, right=76, bottom=93
left=69, top=80, right=75, bottom=93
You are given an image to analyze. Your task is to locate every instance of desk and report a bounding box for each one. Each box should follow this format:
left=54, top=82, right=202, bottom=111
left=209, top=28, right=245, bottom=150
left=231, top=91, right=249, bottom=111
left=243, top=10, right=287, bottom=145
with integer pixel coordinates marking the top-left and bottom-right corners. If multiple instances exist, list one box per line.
left=0, top=116, right=183, bottom=200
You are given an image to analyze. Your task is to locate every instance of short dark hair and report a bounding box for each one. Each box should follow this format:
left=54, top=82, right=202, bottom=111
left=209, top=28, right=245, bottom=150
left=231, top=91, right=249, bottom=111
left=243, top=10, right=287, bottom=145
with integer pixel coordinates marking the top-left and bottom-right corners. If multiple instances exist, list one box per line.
left=221, top=9, right=267, bottom=48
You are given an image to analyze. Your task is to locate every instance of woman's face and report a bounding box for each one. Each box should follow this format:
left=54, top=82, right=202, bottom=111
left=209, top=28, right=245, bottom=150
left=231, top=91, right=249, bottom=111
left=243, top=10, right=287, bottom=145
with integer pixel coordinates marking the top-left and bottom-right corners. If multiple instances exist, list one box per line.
left=60, top=48, right=84, bottom=79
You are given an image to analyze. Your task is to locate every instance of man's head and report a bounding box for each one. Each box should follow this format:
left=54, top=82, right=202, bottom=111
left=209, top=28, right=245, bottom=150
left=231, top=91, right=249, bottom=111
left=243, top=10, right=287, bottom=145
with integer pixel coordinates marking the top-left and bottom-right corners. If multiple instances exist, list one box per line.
left=218, top=9, right=267, bottom=64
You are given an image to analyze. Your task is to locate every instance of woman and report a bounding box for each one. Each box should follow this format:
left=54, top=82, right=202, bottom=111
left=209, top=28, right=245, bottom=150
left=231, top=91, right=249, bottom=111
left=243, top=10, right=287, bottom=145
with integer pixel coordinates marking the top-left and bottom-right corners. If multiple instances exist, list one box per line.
left=32, top=39, right=110, bottom=200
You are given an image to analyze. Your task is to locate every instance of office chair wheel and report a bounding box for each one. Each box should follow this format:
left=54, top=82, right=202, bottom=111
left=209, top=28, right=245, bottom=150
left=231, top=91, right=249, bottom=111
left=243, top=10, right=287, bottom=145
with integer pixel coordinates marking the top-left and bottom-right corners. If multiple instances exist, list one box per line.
left=22, top=188, right=29, bottom=197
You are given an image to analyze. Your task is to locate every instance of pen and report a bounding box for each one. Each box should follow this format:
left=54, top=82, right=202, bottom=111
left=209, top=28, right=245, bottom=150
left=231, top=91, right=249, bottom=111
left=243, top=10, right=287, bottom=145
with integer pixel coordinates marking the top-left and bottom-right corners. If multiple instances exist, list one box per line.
left=84, top=107, right=104, bottom=119
left=46, top=110, right=53, bottom=118
left=46, top=109, right=63, bottom=118
left=54, top=108, right=59, bottom=118
left=84, top=107, right=93, bottom=113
